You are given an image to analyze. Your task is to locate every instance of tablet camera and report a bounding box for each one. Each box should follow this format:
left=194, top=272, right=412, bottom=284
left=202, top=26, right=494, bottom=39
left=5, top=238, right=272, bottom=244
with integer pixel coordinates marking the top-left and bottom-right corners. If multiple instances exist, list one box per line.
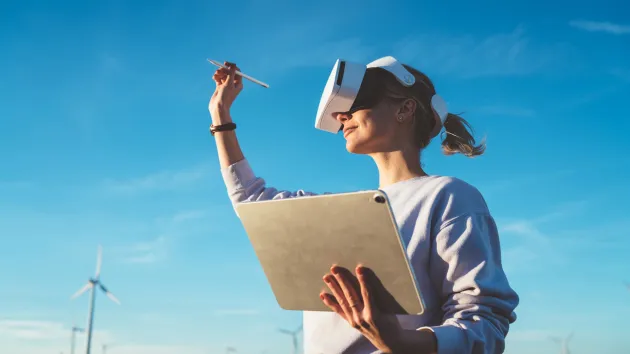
left=373, top=194, right=386, bottom=204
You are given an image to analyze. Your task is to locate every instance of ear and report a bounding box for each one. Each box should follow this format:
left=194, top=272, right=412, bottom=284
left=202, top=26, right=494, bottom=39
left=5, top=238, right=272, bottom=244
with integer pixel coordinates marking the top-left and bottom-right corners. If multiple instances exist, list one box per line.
left=396, top=98, right=417, bottom=121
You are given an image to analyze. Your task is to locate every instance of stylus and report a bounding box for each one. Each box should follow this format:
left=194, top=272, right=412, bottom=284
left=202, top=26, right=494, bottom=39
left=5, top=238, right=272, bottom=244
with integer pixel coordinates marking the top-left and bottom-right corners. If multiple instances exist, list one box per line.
left=207, top=59, right=270, bottom=88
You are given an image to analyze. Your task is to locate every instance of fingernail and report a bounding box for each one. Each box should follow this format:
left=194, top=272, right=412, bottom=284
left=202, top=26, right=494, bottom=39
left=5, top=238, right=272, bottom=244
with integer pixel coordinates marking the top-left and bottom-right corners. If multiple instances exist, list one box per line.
left=331, top=265, right=339, bottom=274
left=323, top=275, right=331, bottom=283
left=319, top=293, right=326, bottom=300
left=356, top=266, right=364, bottom=275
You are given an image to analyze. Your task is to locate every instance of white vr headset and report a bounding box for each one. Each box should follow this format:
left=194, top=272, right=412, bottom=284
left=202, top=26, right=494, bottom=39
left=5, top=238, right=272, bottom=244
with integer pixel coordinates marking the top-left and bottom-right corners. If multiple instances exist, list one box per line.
left=314, top=56, right=448, bottom=138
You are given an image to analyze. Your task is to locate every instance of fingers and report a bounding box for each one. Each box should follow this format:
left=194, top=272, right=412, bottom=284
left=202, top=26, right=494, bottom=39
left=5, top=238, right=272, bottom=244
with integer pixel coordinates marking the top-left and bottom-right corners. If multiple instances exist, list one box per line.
left=212, top=72, right=225, bottom=85
left=331, top=265, right=363, bottom=310
left=224, top=61, right=236, bottom=86
left=330, top=266, right=365, bottom=330
left=214, top=62, right=242, bottom=89
left=323, top=273, right=353, bottom=320
left=233, top=65, right=243, bottom=88
left=356, top=265, right=373, bottom=312
left=320, top=292, right=344, bottom=317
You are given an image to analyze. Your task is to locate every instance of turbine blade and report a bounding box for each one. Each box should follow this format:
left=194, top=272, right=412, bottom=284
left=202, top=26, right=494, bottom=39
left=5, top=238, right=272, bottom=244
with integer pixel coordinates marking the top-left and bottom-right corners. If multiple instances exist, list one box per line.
left=106, top=292, right=120, bottom=305
left=95, top=245, right=103, bottom=278
left=99, top=284, right=121, bottom=305
left=278, top=329, right=292, bottom=335
left=70, top=283, right=92, bottom=299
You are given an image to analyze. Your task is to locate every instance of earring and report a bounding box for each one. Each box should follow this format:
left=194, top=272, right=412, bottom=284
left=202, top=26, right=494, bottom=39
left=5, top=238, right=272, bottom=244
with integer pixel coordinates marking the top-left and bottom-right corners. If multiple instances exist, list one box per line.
left=397, top=115, right=404, bottom=122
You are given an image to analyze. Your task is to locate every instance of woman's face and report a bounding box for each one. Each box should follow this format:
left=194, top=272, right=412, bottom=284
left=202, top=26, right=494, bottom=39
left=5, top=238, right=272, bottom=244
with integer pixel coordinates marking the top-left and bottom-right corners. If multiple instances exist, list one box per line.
left=335, top=99, right=411, bottom=154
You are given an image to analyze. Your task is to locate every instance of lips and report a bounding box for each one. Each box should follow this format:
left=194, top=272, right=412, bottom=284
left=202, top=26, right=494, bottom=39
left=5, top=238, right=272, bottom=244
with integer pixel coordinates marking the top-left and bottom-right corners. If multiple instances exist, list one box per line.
left=343, top=127, right=357, bottom=138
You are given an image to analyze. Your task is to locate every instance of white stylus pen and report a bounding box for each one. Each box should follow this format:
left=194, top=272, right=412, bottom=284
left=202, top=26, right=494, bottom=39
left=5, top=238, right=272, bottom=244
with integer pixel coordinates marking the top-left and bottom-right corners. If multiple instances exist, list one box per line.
left=207, top=59, right=270, bottom=88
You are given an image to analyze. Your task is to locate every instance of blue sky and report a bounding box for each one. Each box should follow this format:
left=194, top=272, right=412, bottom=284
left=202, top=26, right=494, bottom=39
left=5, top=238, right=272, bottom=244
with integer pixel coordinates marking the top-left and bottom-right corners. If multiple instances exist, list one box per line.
left=1, top=0, right=629, bottom=353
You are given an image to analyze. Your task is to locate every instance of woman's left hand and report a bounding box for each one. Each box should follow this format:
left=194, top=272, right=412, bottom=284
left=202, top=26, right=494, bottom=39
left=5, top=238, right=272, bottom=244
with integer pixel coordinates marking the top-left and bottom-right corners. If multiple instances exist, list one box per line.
left=320, top=265, right=404, bottom=353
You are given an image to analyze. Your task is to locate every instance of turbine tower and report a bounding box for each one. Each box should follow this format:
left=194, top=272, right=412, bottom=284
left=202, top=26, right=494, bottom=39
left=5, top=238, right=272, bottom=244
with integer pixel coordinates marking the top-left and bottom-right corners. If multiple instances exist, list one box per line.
left=70, top=325, right=84, bottom=354
left=70, top=245, right=121, bottom=354
left=279, top=325, right=302, bottom=354
left=549, top=331, right=573, bottom=354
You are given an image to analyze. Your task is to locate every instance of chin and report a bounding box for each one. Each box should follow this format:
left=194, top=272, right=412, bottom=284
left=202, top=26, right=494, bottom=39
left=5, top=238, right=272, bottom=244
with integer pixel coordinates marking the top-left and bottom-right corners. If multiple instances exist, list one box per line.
left=345, top=140, right=370, bottom=155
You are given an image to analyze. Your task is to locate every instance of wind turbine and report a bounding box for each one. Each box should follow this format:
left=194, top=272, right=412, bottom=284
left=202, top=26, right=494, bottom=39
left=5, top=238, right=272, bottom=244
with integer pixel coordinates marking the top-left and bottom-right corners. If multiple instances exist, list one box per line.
left=70, top=245, right=121, bottom=354
left=70, top=325, right=84, bottom=354
left=279, top=325, right=303, bottom=354
left=102, top=343, right=115, bottom=354
left=226, top=347, right=237, bottom=353
left=549, top=331, right=573, bottom=354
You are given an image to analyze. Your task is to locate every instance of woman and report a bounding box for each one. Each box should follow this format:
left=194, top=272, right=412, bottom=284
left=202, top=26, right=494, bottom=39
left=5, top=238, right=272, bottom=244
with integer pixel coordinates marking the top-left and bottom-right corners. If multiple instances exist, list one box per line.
left=208, top=58, right=519, bottom=354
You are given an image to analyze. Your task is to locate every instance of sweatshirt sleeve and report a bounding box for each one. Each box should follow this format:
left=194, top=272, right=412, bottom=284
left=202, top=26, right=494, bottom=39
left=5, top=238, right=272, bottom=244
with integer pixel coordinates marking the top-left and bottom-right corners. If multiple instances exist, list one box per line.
left=220, top=158, right=319, bottom=207
left=418, top=181, right=519, bottom=354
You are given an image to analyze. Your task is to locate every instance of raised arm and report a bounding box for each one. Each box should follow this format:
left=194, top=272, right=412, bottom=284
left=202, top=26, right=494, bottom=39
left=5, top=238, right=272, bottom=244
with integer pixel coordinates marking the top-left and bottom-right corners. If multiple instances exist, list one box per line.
left=209, top=62, right=318, bottom=207
left=208, top=62, right=247, bottom=170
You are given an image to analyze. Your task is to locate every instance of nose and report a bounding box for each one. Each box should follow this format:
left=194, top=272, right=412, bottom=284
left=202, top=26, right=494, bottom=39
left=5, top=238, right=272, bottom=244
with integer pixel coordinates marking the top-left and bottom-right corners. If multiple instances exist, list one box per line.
left=335, top=112, right=351, bottom=123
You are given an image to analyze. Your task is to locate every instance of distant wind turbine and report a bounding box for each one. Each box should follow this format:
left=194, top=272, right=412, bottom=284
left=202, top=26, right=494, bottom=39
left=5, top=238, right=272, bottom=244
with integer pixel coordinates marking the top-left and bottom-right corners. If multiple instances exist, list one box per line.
left=549, top=331, right=573, bottom=354
left=279, top=325, right=303, bottom=354
left=102, top=343, right=115, bottom=354
left=70, top=245, right=121, bottom=354
left=226, top=346, right=237, bottom=353
left=70, top=325, right=84, bottom=354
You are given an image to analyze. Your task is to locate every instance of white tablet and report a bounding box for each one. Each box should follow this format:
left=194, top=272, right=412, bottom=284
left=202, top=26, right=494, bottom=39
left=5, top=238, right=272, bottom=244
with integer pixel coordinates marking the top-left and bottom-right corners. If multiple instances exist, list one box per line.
left=235, top=190, right=425, bottom=315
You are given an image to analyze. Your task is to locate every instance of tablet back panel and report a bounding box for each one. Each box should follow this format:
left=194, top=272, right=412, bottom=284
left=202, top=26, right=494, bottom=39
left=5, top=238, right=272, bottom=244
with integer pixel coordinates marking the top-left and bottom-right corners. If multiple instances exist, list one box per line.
left=235, top=190, right=425, bottom=315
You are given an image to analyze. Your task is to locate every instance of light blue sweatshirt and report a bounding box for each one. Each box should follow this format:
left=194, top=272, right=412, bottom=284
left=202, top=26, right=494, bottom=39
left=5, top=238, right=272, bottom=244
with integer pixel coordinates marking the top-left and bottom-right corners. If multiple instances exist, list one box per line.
left=221, top=159, right=519, bottom=354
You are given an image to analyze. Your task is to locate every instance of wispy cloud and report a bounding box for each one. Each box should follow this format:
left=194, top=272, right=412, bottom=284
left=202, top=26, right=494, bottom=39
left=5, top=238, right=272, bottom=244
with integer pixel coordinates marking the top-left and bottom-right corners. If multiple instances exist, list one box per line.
left=103, top=164, right=211, bottom=195
left=98, top=344, right=208, bottom=354
left=117, top=235, right=169, bottom=264
left=241, top=23, right=574, bottom=80
left=393, top=25, right=575, bottom=78
left=569, top=20, right=630, bottom=35
left=245, top=20, right=376, bottom=76
left=0, top=319, right=111, bottom=342
left=0, top=320, right=196, bottom=354
left=501, top=221, right=552, bottom=245
left=113, top=208, right=211, bottom=265
left=171, top=209, right=209, bottom=223
left=531, top=200, right=588, bottom=224
left=498, top=200, right=588, bottom=272
left=550, top=218, right=630, bottom=251
left=480, top=169, right=575, bottom=197
left=213, top=309, right=261, bottom=316
left=0, top=320, right=65, bottom=340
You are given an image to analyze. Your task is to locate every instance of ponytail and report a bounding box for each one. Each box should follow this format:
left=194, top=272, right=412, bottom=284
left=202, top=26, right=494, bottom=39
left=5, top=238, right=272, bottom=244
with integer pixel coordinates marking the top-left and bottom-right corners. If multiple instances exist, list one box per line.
left=441, top=113, right=486, bottom=157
